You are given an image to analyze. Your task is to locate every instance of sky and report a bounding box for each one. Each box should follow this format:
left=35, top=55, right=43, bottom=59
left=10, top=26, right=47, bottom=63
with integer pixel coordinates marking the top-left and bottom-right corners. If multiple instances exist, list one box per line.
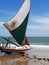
left=0, top=0, right=49, bottom=37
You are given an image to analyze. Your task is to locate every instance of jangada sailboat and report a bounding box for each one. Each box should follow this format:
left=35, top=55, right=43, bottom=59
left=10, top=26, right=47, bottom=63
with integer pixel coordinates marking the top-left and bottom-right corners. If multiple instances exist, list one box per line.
left=0, top=0, right=31, bottom=53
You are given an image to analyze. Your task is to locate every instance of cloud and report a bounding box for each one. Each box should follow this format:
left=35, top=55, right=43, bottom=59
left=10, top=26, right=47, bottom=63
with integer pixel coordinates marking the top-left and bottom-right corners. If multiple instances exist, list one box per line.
left=27, top=25, right=49, bottom=30
left=26, top=25, right=49, bottom=37
left=0, top=10, right=16, bottom=15
left=30, top=15, right=49, bottom=25
left=0, top=22, right=12, bottom=37
left=0, top=10, right=16, bottom=22
left=26, top=14, right=49, bottom=37
left=0, top=22, right=5, bottom=26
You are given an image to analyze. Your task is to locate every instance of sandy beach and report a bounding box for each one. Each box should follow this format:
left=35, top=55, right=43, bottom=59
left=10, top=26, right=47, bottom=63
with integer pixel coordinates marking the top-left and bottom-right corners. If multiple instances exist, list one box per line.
left=0, top=45, right=49, bottom=65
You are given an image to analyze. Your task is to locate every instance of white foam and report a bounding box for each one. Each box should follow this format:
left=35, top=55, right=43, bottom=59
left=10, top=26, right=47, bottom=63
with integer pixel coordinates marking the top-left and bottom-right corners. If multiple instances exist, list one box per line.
left=30, top=45, right=49, bottom=48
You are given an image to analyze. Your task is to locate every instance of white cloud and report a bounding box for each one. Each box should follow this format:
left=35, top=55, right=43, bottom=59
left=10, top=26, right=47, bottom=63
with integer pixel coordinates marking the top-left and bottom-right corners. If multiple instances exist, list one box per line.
left=30, top=15, right=49, bottom=25
left=0, top=22, right=12, bottom=37
left=26, top=14, right=49, bottom=37
left=0, top=10, right=16, bottom=15
left=26, top=25, right=49, bottom=37
left=27, top=25, right=49, bottom=30
left=0, top=22, right=5, bottom=26
left=0, top=10, right=16, bottom=22
left=0, top=27, right=12, bottom=37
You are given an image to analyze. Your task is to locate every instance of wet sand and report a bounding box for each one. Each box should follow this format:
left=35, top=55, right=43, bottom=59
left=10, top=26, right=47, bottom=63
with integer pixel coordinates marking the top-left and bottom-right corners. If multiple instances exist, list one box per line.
left=0, top=45, right=49, bottom=65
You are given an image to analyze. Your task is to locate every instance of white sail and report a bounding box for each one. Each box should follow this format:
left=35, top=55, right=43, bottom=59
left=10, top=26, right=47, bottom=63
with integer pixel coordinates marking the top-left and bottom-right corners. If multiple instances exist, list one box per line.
left=3, top=0, right=31, bottom=31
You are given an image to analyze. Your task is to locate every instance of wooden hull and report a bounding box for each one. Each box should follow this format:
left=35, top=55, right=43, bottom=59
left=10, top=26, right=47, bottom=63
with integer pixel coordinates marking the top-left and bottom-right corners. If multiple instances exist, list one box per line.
left=0, top=47, right=31, bottom=53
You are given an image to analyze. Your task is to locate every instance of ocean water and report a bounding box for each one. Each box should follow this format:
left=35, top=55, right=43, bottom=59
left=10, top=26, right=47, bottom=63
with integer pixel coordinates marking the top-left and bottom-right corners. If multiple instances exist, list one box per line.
left=28, top=37, right=49, bottom=45
left=0, top=37, right=49, bottom=45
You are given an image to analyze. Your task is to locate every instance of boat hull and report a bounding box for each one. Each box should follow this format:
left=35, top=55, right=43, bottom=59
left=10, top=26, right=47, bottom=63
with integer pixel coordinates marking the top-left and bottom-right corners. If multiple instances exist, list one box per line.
left=0, top=43, right=31, bottom=53
left=0, top=47, right=31, bottom=53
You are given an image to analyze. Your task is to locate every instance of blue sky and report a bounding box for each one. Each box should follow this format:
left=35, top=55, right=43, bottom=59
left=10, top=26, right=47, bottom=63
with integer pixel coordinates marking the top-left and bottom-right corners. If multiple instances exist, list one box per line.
left=0, top=0, right=49, bottom=37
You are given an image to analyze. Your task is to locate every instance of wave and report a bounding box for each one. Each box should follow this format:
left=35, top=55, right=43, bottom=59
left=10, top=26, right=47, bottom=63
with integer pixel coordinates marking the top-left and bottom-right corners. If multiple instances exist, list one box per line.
left=30, top=44, right=49, bottom=48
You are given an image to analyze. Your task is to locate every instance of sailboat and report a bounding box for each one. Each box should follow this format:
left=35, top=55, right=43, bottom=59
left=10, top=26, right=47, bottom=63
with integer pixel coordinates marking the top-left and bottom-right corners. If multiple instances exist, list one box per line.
left=0, top=0, right=31, bottom=53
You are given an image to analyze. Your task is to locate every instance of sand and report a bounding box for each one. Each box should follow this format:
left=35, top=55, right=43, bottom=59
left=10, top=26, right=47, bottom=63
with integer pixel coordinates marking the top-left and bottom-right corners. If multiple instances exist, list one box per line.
left=0, top=45, right=49, bottom=65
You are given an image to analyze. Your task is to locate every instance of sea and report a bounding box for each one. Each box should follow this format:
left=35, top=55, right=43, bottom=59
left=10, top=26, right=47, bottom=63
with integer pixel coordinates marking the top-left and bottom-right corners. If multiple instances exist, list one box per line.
left=0, top=37, right=49, bottom=45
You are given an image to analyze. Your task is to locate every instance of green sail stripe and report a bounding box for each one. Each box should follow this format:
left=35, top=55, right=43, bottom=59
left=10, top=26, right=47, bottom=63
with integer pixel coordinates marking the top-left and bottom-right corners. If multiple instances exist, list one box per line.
left=10, top=13, right=29, bottom=45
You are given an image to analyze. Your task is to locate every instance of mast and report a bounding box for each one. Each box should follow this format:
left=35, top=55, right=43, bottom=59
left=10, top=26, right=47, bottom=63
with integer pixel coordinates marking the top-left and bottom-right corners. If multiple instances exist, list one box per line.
left=3, top=0, right=31, bottom=45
